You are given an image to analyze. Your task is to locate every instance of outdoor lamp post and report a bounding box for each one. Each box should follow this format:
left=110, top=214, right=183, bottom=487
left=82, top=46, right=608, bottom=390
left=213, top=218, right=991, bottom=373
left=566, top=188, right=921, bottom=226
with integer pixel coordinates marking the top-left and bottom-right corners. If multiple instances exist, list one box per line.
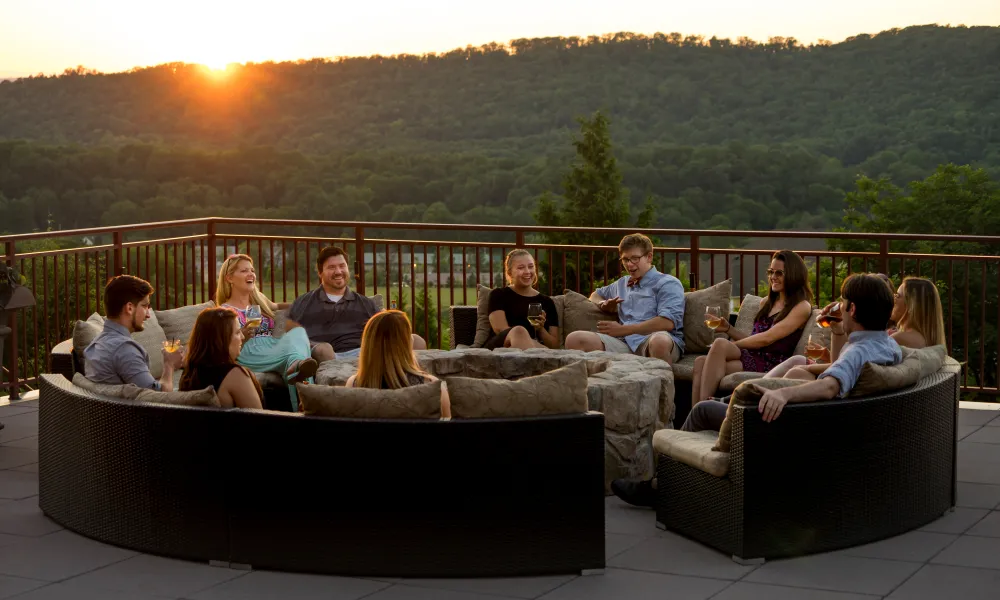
left=0, top=264, right=35, bottom=404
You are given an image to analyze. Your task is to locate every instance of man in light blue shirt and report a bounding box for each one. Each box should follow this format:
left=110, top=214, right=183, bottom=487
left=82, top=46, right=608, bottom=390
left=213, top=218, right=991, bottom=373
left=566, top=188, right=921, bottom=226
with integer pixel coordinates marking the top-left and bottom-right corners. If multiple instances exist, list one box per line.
left=612, top=272, right=902, bottom=508
left=84, top=275, right=183, bottom=391
left=565, top=233, right=685, bottom=364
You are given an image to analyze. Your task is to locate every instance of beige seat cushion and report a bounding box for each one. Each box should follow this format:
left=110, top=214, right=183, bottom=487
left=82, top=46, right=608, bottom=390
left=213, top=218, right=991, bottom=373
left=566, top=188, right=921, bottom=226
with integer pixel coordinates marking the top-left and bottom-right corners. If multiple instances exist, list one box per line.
left=72, top=311, right=167, bottom=378
left=297, top=380, right=442, bottom=419
left=719, top=371, right=763, bottom=392
left=135, top=386, right=221, bottom=408
left=670, top=354, right=700, bottom=381
left=446, top=361, right=589, bottom=418
left=71, top=373, right=143, bottom=400
left=654, top=429, right=730, bottom=477
left=851, top=345, right=947, bottom=398
left=156, top=301, right=215, bottom=346
left=714, top=377, right=808, bottom=452
left=561, top=290, right=609, bottom=340
left=683, top=279, right=732, bottom=354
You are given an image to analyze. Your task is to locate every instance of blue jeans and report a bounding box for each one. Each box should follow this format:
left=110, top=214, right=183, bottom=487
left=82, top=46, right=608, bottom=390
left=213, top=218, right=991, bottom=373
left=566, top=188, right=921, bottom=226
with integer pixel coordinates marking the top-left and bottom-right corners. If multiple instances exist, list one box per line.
left=336, top=348, right=361, bottom=359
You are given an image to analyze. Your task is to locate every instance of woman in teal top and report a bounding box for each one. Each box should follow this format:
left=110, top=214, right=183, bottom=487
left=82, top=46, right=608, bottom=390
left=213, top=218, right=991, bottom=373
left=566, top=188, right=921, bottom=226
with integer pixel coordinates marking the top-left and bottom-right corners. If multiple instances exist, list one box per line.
left=216, top=254, right=317, bottom=410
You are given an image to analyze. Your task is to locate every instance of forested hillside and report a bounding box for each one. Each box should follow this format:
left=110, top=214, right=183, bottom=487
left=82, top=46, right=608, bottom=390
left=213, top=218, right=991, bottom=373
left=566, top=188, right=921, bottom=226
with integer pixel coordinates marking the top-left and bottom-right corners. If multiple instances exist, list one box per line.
left=1, top=24, right=998, bottom=235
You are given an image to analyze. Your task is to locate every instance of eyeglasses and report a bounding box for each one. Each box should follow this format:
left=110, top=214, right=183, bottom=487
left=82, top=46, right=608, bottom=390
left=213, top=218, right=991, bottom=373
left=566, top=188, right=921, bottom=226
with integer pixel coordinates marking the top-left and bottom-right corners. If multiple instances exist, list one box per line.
left=620, top=254, right=648, bottom=266
left=766, top=269, right=785, bottom=278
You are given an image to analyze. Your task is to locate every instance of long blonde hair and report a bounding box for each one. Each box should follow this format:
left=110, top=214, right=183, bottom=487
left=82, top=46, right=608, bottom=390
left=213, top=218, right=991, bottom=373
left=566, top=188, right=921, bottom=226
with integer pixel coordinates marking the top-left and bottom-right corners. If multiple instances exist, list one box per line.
left=897, top=277, right=946, bottom=347
left=215, top=254, right=275, bottom=318
left=354, top=310, right=429, bottom=389
left=504, top=249, right=537, bottom=287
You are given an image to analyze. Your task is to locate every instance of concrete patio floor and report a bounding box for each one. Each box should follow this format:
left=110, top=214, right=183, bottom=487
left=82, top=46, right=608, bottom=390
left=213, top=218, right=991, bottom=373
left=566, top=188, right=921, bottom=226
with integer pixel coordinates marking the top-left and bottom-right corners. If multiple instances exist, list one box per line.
left=0, top=398, right=998, bottom=600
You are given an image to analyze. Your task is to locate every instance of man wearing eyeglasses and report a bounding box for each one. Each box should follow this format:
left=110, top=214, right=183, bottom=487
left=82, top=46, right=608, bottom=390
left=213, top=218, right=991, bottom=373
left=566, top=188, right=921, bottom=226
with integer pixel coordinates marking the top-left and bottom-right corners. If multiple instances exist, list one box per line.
left=565, top=233, right=685, bottom=364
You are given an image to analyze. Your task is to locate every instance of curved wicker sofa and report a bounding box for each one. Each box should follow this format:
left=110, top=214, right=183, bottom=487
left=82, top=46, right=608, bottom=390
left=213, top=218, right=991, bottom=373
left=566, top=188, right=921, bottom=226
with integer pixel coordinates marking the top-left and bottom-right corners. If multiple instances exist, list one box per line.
left=655, top=365, right=960, bottom=562
left=38, top=374, right=606, bottom=577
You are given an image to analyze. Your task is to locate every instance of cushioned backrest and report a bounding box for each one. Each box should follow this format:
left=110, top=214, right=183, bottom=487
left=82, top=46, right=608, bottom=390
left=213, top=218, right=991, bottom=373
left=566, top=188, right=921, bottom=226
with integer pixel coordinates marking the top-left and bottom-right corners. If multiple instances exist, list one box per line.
left=156, top=301, right=216, bottom=346
left=683, top=279, right=732, bottom=354
left=72, top=372, right=143, bottom=400
left=560, top=290, right=606, bottom=341
left=446, top=361, right=589, bottom=418
left=297, top=380, right=443, bottom=418
left=472, top=284, right=493, bottom=348
left=793, top=308, right=830, bottom=356
left=73, top=311, right=167, bottom=379
left=733, top=295, right=763, bottom=335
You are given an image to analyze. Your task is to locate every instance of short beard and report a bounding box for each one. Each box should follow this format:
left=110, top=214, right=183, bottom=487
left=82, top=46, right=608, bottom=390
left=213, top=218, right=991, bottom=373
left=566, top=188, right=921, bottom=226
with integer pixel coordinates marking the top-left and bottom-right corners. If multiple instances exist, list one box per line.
left=133, top=316, right=145, bottom=332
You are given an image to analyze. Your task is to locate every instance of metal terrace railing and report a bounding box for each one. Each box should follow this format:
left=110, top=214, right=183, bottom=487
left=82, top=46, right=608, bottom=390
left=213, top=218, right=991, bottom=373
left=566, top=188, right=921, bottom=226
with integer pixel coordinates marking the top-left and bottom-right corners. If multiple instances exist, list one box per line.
left=2, top=218, right=998, bottom=400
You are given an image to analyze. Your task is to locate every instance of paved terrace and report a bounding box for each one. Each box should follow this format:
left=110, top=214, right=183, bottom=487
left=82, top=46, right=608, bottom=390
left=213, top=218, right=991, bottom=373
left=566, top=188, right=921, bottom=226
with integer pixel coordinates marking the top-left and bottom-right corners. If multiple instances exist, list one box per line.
left=0, top=398, right=997, bottom=600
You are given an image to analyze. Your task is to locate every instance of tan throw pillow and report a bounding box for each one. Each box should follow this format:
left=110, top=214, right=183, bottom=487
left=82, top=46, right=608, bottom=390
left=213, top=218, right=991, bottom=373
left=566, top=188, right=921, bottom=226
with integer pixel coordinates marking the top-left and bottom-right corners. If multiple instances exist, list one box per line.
left=713, top=378, right=808, bottom=452
left=135, top=386, right=221, bottom=408
left=561, top=290, right=609, bottom=338
left=369, top=294, right=384, bottom=311
left=793, top=308, right=830, bottom=357
left=132, top=309, right=167, bottom=378
left=683, top=279, right=732, bottom=354
left=732, top=295, right=764, bottom=335
left=446, top=361, right=588, bottom=418
left=73, top=312, right=166, bottom=378
left=850, top=344, right=946, bottom=398
left=71, top=372, right=143, bottom=400
left=72, top=313, right=105, bottom=356
left=297, top=381, right=442, bottom=419
left=155, top=301, right=216, bottom=346
left=472, top=284, right=493, bottom=348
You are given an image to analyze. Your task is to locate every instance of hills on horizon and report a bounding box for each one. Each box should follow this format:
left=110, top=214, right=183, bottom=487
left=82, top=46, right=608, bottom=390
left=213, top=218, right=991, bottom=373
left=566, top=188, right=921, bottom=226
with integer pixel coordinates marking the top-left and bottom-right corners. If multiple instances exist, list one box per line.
left=0, top=24, right=998, bottom=236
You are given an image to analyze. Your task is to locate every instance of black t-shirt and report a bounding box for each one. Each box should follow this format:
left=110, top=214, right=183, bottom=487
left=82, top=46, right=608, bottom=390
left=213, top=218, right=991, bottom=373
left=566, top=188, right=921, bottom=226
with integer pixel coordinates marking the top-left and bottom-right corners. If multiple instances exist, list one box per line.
left=487, top=287, right=559, bottom=340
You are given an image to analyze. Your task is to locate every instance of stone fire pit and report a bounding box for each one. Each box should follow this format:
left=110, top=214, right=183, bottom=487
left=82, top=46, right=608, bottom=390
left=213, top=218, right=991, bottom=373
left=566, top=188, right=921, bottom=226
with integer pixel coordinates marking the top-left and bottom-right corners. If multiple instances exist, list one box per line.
left=317, top=348, right=675, bottom=492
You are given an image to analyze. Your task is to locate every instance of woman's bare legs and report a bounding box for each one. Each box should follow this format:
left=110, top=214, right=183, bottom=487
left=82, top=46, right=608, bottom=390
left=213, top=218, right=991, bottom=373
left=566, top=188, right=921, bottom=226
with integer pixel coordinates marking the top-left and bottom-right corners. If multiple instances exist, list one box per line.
left=765, top=355, right=808, bottom=378
left=698, top=338, right=744, bottom=401
left=504, top=326, right=538, bottom=350
left=691, top=356, right=706, bottom=406
left=785, top=365, right=819, bottom=381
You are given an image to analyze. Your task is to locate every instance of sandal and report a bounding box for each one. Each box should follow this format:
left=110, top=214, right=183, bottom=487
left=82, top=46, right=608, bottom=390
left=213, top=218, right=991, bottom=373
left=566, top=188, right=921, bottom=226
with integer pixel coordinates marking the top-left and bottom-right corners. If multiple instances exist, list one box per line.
left=287, top=358, right=318, bottom=384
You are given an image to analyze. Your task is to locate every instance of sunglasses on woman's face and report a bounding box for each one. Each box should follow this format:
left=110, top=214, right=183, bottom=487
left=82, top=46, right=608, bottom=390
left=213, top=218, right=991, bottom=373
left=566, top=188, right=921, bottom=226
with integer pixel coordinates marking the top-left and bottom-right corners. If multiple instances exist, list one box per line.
left=766, top=269, right=785, bottom=278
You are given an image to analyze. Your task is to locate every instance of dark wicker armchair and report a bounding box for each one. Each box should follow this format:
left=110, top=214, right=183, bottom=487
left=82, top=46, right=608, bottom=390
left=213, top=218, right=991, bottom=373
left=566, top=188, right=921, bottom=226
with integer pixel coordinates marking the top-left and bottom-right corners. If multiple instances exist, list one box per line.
left=449, top=305, right=479, bottom=349
left=655, top=365, right=960, bottom=561
left=38, top=374, right=606, bottom=577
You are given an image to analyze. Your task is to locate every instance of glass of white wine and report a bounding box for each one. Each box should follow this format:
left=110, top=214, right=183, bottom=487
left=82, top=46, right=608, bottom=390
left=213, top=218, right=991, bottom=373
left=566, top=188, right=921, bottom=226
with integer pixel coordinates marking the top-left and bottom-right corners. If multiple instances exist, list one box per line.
left=245, top=304, right=263, bottom=330
left=527, top=303, right=544, bottom=328
left=704, top=306, right=723, bottom=331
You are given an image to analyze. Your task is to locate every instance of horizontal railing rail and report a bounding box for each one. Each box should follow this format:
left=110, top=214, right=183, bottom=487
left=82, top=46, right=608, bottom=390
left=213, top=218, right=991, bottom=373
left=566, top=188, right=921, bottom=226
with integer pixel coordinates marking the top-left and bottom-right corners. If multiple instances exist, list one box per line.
left=3, top=218, right=998, bottom=400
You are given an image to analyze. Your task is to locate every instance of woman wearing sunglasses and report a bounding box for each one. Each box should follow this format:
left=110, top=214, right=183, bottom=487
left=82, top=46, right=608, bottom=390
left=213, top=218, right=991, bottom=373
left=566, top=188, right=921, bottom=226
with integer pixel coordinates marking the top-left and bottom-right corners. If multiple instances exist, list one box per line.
left=691, top=250, right=813, bottom=404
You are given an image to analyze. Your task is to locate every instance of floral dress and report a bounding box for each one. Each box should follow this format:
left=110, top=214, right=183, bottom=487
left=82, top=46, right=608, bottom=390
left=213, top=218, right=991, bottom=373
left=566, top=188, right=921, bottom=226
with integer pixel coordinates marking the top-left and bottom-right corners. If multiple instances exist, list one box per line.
left=739, top=314, right=802, bottom=372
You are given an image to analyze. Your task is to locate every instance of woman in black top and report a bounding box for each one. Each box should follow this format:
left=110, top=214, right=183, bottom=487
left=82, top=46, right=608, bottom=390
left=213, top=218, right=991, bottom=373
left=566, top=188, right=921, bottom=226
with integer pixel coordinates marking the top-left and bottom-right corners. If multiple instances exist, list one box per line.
left=484, top=249, right=560, bottom=350
left=180, top=307, right=264, bottom=409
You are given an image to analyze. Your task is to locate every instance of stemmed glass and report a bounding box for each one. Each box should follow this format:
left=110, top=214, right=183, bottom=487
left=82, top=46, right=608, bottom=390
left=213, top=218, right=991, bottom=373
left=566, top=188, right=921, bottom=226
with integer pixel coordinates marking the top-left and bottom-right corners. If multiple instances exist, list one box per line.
left=704, top=306, right=723, bottom=331
left=245, top=304, right=263, bottom=332
left=527, top=303, right=544, bottom=328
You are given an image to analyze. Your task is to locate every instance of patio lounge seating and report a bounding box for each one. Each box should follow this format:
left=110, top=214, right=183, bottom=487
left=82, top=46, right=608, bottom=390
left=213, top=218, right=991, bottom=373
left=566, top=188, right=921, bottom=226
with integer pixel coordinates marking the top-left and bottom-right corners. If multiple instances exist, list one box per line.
left=37, top=373, right=605, bottom=577
left=653, top=358, right=960, bottom=561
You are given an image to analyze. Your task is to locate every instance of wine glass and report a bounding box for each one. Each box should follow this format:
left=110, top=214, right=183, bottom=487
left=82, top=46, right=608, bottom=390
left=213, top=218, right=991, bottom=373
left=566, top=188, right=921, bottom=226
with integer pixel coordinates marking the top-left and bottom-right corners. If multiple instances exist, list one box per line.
left=245, top=304, right=263, bottom=330
left=805, top=334, right=826, bottom=361
left=527, top=303, right=544, bottom=328
left=704, top=306, right=723, bottom=331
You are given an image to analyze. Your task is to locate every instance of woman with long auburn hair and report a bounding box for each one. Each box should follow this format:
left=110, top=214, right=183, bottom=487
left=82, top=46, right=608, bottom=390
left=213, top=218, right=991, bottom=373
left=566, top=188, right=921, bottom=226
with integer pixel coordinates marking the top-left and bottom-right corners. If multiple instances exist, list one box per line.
left=180, top=307, right=264, bottom=409
left=216, top=254, right=315, bottom=410
left=691, top=249, right=813, bottom=403
left=345, top=310, right=451, bottom=417
left=483, top=249, right=560, bottom=350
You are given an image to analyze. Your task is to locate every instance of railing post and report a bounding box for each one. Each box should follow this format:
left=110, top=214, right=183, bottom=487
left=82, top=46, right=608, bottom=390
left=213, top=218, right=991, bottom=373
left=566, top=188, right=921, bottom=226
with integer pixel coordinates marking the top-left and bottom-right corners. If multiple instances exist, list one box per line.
left=354, top=225, right=366, bottom=295
left=879, top=238, right=889, bottom=275
left=515, top=230, right=525, bottom=249
left=206, top=221, right=217, bottom=302
left=689, top=234, right=700, bottom=290
left=4, top=241, right=19, bottom=400
left=112, top=230, right=123, bottom=275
